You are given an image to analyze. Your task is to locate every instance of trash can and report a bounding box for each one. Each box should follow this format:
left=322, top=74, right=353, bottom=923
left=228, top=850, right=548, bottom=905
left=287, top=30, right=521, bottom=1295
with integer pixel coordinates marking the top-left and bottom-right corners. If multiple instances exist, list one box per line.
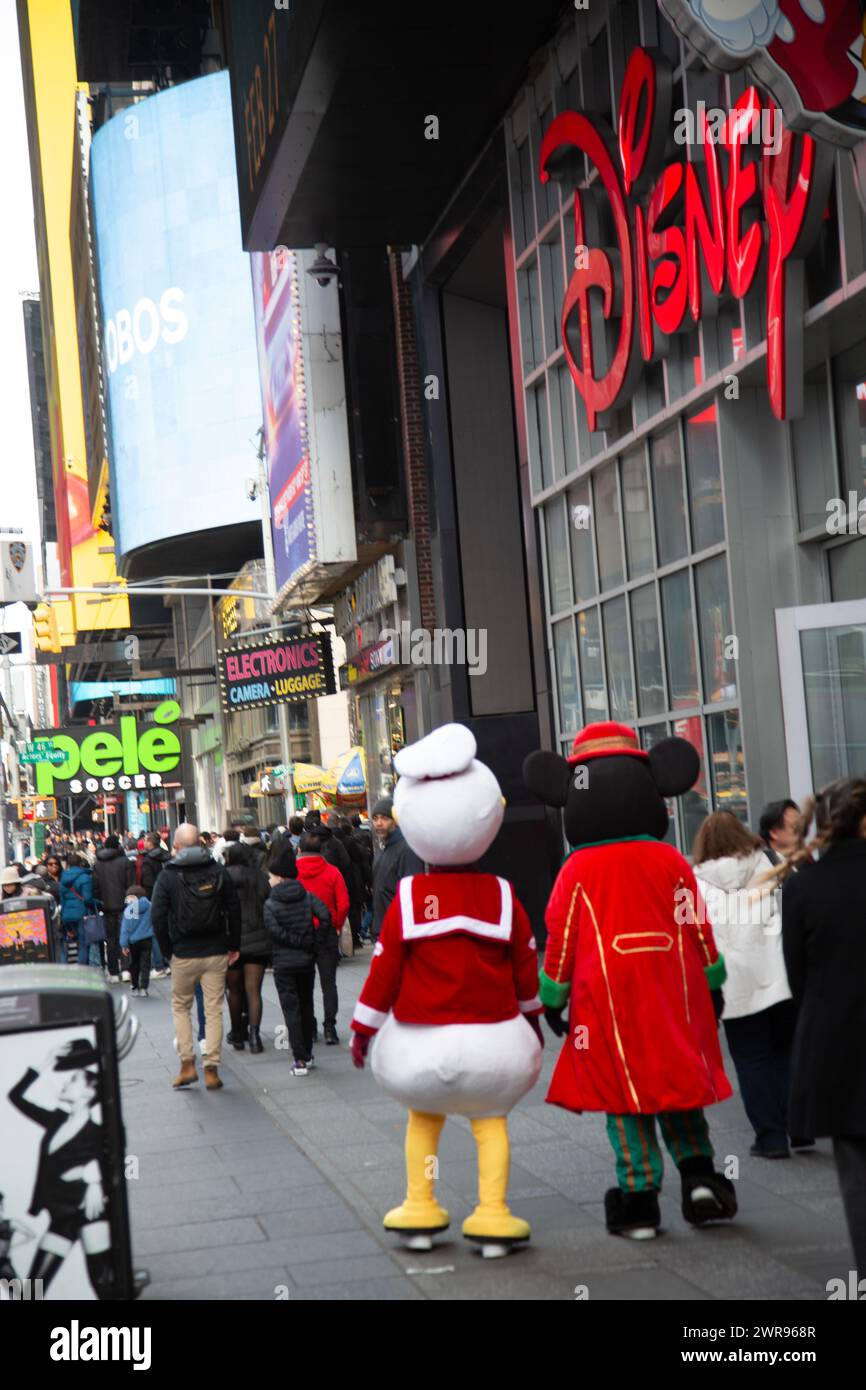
left=0, top=895, right=57, bottom=965
left=0, top=965, right=147, bottom=1300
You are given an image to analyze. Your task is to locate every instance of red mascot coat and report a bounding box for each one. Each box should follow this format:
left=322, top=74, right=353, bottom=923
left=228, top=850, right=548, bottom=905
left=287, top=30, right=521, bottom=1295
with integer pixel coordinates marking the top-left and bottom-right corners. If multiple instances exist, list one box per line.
left=542, top=837, right=732, bottom=1115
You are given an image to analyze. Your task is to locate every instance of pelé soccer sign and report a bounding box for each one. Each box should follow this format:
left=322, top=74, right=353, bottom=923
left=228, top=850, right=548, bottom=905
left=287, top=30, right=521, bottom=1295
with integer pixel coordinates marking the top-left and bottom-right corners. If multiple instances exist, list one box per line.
left=32, top=700, right=182, bottom=796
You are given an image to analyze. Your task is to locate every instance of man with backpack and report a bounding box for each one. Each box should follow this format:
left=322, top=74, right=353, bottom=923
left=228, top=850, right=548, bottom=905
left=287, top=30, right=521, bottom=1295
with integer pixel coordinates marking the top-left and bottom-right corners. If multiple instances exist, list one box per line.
left=150, top=823, right=241, bottom=1091
left=265, top=844, right=335, bottom=1077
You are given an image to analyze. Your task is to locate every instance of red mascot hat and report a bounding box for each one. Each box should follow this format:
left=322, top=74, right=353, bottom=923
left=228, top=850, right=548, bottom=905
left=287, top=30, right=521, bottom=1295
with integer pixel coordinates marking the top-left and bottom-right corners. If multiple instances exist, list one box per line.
left=566, top=721, right=649, bottom=766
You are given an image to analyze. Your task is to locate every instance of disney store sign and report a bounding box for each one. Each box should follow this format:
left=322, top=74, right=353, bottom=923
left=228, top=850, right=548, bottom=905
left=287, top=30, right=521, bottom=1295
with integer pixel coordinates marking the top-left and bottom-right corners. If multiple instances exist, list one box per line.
left=541, top=44, right=833, bottom=427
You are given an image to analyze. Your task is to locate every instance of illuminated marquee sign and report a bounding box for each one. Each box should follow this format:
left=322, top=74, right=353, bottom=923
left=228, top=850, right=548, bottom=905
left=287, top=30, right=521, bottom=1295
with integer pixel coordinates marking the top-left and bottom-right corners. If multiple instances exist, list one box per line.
left=32, top=700, right=182, bottom=796
left=219, top=633, right=336, bottom=713
left=541, top=45, right=833, bottom=427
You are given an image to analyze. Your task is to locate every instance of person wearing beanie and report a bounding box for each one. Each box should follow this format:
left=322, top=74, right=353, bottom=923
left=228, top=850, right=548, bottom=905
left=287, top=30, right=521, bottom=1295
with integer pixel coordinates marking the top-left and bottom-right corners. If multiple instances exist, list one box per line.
left=370, top=799, right=424, bottom=944
left=264, top=844, right=336, bottom=1076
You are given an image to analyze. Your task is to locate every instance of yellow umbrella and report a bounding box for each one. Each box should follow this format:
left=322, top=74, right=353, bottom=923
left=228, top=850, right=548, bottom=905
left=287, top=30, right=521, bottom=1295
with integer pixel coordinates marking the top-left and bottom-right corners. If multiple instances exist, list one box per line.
left=292, top=763, right=326, bottom=795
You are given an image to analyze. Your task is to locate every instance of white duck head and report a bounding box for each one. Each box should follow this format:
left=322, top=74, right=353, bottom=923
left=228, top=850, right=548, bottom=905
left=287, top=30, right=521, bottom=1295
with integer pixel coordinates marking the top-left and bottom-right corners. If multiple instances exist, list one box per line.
left=392, top=723, right=504, bottom=867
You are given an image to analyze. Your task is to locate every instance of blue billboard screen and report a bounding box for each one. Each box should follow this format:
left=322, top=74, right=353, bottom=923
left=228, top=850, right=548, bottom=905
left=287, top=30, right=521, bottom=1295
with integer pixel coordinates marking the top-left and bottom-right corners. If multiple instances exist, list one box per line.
left=90, top=72, right=263, bottom=563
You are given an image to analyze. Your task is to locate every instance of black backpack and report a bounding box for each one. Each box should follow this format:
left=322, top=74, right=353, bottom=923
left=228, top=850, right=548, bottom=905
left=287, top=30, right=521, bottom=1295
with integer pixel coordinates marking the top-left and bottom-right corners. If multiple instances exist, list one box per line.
left=173, top=864, right=225, bottom=942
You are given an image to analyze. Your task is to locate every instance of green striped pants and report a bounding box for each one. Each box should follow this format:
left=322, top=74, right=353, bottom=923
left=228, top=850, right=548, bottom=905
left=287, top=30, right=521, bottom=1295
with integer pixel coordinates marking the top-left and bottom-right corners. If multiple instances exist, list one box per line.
left=606, top=1111, right=714, bottom=1192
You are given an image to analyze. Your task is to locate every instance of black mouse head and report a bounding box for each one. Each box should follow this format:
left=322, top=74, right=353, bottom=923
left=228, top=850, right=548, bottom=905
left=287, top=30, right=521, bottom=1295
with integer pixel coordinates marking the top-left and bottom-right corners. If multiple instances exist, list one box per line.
left=523, top=721, right=700, bottom=847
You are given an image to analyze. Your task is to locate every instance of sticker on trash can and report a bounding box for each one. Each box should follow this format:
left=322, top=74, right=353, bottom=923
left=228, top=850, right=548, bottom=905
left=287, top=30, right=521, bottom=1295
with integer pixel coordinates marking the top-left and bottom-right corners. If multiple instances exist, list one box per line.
left=0, top=1025, right=115, bottom=1300
left=0, top=909, right=50, bottom=966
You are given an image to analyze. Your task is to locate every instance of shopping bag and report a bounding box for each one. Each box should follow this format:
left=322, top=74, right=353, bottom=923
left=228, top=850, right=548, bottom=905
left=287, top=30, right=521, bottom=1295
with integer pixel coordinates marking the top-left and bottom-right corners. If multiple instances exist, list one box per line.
left=340, top=921, right=354, bottom=957
left=83, top=912, right=107, bottom=945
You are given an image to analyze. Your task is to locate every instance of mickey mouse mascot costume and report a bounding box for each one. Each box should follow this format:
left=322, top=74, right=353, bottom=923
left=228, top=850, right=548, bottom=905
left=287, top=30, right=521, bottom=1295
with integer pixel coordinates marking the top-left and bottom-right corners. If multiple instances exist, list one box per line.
left=350, top=724, right=544, bottom=1258
left=524, top=721, right=736, bottom=1240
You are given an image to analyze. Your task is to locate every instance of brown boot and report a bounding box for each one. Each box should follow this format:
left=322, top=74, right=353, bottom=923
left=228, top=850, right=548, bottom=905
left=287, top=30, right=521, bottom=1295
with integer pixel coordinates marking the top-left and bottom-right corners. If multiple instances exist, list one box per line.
left=172, top=1059, right=198, bottom=1088
left=204, top=1066, right=223, bottom=1091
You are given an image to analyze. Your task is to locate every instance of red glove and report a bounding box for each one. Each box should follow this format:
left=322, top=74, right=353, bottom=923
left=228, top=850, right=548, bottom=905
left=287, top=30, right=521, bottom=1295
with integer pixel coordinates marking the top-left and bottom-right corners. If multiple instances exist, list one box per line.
left=527, top=1014, right=544, bottom=1049
left=350, top=1031, right=371, bottom=1069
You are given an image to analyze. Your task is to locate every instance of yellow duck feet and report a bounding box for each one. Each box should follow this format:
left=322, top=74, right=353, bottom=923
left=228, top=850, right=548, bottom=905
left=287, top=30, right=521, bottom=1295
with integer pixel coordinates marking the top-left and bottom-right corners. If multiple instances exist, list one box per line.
left=462, top=1116, right=530, bottom=1258
left=384, top=1110, right=450, bottom=1250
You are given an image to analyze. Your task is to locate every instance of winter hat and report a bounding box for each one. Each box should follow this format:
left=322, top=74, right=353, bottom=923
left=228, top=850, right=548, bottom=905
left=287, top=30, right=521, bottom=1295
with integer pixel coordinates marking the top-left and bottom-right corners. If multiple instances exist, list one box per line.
left=268, top=845, right=298, bottom=879
left=393, top=723, right=504, bottom=866
left=104, top=834, right=121, bottom=849
left=371, top=797, right=394, bottom=819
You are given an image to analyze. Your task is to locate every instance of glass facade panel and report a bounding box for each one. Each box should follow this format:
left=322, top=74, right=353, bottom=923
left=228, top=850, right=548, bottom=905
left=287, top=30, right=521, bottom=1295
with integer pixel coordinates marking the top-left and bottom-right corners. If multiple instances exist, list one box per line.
left=527, top=381, right=550, bottom=493
left=593, top=462, right=624, bottom=590
left=801, top=624, right=866, bottom=788
left=621, top=447, right=653, bottom=579
left=792, top=367, right=837, bottom=530
left=651, top=426, right=688, bottom=564
left=539, top=237, right=564, bottom=355
left=602, top=595, right=635, bottom=722
left=545, top=498, right=572, bottom=614
left=696, top=554, right=737, bottom=705
left=661, top=569, right=699, bottom=709
left=830, top=538, right=866, bottom=601
left=578, top=607, right=607, bottom=723
left=685, top=410, right=724, bottom=551
left=672, top=715, right=709, bottom=853
left=517, top=259, right=543, bottom=376
left=567, top=479, right=596, bottom=604
left=549, top=362, right=577, bottom=480
left=630, top=583, right=665, bottom=717
left=554, top=617, right=580, bottom=736
left=707, top=710, right=747, bottom=820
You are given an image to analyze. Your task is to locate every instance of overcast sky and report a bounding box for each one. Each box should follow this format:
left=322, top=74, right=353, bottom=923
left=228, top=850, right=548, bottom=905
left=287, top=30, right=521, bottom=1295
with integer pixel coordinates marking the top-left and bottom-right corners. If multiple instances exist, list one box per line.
left=0, top=0, right=41, bottom=545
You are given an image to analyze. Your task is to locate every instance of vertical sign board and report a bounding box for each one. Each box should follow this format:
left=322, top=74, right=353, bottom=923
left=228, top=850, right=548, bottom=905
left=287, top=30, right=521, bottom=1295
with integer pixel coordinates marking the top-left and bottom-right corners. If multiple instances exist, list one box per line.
left=250, top=250, right=315, bottom=598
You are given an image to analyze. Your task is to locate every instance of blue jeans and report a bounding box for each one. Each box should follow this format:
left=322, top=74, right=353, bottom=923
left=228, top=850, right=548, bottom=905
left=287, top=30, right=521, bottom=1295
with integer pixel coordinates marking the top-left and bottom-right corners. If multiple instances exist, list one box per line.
left=723, top=1000, right=796, bottom=1152
left=152, top=935, right=167, bottom=971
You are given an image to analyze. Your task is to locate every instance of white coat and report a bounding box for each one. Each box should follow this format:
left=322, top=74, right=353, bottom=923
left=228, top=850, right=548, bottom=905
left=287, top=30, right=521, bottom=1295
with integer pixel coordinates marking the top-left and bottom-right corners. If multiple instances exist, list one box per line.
left=694, top=850, right=792, bottom=1020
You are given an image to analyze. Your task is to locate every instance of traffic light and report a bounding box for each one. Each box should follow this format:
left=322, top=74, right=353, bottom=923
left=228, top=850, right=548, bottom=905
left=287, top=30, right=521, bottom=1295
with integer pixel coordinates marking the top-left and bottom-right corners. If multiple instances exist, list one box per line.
left=33, top=602, right=61, bottom=653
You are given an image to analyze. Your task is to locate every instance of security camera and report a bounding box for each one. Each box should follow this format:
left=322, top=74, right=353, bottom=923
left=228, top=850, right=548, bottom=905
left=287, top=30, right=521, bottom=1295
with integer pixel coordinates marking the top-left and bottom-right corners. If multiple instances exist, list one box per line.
left=246, top=478, right=257, bottom=501
left=307, top=243, right=339, bottom=287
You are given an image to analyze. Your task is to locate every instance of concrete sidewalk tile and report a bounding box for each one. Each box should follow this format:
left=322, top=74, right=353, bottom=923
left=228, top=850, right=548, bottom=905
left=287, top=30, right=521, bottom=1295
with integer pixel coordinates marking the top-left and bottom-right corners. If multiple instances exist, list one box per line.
left=302, top=1276, right=426, bottom=1300
left=256, top=1203, right=364, bottom=1240
left=133, top=1215, right=267, bottom=1256
left=231, top=1167, right=338, bottom=1195
left=142, top=1267, right=295, bottom=1302
left=286, top=1253, right=406, bottom=1287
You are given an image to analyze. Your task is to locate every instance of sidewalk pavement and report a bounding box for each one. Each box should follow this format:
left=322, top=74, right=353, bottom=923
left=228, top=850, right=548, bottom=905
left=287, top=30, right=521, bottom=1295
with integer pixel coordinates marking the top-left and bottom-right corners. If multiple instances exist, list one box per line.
left=122, top=951, right=855, bottom=1302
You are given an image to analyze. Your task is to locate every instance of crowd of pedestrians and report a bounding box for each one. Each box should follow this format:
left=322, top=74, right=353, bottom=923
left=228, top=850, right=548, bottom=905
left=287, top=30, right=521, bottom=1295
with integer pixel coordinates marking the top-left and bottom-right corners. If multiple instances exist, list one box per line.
left=3, top=767, right=864, bottom=1271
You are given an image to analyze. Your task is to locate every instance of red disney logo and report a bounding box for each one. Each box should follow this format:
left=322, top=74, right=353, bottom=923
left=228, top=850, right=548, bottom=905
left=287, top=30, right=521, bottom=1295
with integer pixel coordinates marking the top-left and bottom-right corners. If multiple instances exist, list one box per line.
left=540, top=46, right=834, bottom=428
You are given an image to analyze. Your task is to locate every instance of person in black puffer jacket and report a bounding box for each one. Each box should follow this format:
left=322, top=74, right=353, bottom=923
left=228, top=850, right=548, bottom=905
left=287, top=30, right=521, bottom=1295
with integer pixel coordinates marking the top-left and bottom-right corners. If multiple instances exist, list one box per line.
left=224, top=842, right=271, bottom=1054
left=265, top=844, right=335, bottom=1076
left=93, top=835, right=135, bottom=980
left=333, top=817, right=370, bottom=949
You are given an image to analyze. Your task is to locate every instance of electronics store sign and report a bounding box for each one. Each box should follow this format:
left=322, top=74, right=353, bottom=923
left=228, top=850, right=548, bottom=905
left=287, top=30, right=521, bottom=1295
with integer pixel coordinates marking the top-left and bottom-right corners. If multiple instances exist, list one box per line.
left=32, top=701, right=182, bottom=796
left=219, top=633, right=336, bottom=713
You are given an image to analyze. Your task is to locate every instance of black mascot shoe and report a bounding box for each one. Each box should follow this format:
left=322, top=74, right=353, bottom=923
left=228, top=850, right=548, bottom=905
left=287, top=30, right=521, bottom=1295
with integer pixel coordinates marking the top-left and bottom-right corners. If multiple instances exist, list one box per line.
left=604, top=1187, right=661, bottom=1240
left=679, top=1156, right=738, bottom=1226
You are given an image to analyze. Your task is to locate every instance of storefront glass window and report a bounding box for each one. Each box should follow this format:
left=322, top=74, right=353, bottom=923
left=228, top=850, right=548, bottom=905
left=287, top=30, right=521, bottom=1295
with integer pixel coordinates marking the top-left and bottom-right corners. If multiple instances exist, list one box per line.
left=707, top=710, right=747, bottom=821
left=621, top=447, right=653, bottom=578
left=535, top=106, right=559, bottom=225
left=545, top=498, right=572, bottom=614
left=602, top=595, right=635, bottom=722
left=792, top=366, right=837, bottom=530
left=527, top=381, right=550, bottom=494
left=661, top=569, right=700, bottom=708
left=517, top=258, right=543, bottom=375
left=685, top=410, right=724, bottom=551
left=568, top=478, right=596, bottom=604
left=830, top=538, right=866, bottom=601
left=578, top=607, right=608, bottom=723
left=672, top=715, right=709, bottom=853
left=593, top=462, right=624, bottom=590
left=539, top=237, right=564, bottom=354
left=630, top=583, right=665, bottom=717
left=549, top=362, right=577, bottom=480
left=517, top=138, right=535, bottom=252
left=651, top=426, right=688, bottom=564
left=696, top=554, right=737, bottom=705
left=639, top=721, right=677, bottom=844
left=554, top=617, right=581, bottom=736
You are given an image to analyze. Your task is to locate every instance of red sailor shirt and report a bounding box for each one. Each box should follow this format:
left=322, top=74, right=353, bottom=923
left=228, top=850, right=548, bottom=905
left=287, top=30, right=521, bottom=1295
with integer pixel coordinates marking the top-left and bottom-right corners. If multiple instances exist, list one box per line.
left=351, top=872, right=542, bottom=1035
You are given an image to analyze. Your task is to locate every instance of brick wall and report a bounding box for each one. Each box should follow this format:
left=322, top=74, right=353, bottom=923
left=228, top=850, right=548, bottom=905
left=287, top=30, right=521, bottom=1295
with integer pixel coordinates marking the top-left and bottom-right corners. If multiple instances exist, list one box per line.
left=389, top=253, right=437, bottom=633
